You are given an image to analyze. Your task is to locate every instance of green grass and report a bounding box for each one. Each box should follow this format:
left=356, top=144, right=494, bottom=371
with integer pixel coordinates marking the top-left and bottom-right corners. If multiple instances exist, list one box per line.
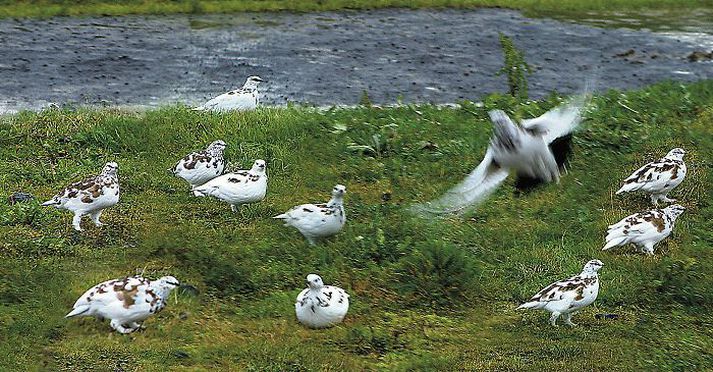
left=0, top=0, right=710, bottom=19
left=1, top=80, right=713, bottom=370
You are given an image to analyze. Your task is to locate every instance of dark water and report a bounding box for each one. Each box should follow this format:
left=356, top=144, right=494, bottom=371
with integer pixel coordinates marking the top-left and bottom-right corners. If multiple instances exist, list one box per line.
left=0, top=8, right=711, bottom=113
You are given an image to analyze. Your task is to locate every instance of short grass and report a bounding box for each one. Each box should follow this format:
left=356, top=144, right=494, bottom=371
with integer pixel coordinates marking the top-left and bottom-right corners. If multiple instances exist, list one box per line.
left=1, top=80, right=713, bottom=370
left=0, top=0, right=710, bottom=19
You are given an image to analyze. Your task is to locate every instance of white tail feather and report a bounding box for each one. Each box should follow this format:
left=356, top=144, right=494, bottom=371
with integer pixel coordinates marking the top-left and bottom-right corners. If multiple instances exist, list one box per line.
left=65, top=305, right=90, bottom=318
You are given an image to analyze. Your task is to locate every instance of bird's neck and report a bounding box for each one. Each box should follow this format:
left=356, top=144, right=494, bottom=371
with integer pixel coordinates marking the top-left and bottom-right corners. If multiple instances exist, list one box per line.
left=149, top=283, right=173, bottom=299
left=580, top=271, right=598, bottom=279
left=242, top=82, right=259, bottom=91
left=327, top=197, right=343, bottom=207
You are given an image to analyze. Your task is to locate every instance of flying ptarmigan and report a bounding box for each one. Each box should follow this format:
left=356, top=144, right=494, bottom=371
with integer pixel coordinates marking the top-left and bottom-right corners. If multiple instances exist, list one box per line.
left=65, top=275, right=180, bottom=334
left=518, top=259, right=603, bottom=327
left=274, top=184, right=346, bottom=245
left=412, top=93, right=589, bottom=216
left=616, top=148, right=687, bottom=205
left=41, top=162, right=120, bottom=231
left=194, top=76, right=265, bottom=112
left=193, top=159, right=267, bottom=212
left=603, top=204, right=685, bottom=255
left=295, top=274, right=350, bottom=329
left=170, top=140, right=227, bottom=195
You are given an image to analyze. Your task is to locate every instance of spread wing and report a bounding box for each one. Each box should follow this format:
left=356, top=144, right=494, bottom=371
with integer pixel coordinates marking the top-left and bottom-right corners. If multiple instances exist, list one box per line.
left=521, top=93, right=589, bottom=144
left=409, top=149, right=509, bottom=216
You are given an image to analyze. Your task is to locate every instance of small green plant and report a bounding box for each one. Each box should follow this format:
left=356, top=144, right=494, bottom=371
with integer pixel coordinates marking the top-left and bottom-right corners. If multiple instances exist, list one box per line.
left=496, top=33, right=532, bottom=100
left=396, top=241, right=479, bottom=307
left=359, top=90, right=373, bottom=107
left=654, top=258, right=708, bottom=306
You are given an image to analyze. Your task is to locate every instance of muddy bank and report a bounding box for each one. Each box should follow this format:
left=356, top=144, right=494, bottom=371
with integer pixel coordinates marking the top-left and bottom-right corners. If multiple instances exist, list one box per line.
left=0, top=8, right=711, bottom=112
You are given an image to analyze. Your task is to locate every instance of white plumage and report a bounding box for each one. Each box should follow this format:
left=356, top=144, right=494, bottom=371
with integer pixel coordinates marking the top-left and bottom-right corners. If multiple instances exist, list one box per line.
left=65, top=275, right=180, bottom=334
left=41, top=162, right=120, bottom=231
left=603, top=204, right=685, bottom=255
left=295, top=274, right=350, bottom=329
left=194, top=76, right=264, bottom=112
left=411, top=94, right=588, bottom=215
left=518, top=260, right=603, bottom=327
left=192, top=159, right=267, bottom=212
left=274, top=184, right=346, bottom=245
left=616, top=148, right=687, bottom=205
left=170, top=140, right=226, bottom=195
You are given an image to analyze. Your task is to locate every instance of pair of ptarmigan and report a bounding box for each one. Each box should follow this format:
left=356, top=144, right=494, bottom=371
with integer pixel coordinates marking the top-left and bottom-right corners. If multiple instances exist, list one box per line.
left=169, top=140, right=268, bottom=212
left=604, top=148, right=687, bottom=255
left=66, top=272, right=349, bottom=333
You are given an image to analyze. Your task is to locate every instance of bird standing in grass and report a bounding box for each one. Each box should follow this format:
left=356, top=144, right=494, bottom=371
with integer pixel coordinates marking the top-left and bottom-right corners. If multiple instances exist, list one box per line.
left=193, top=159, right=267, bottom=212
left=41, top=162, right=120, bottom=231
left=603, top=204, right=685, bottom=255
left=274, top=185, right=346, bottom=245
left=295, top=274, right=349, bottom=329
left=518, top=259, right=603, bottom=327
left=65, top=275, right=180, bottom=334
left=616, top=148, right=686, bottom=205
left=170, top=140, right=227, bottom=195
left=194, top=76, right=265, bottom=112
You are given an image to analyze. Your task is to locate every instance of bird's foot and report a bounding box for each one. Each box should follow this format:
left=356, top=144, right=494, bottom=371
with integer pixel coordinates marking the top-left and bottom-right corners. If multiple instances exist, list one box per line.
left=110, top=320, right=134, bottom=334
left=661, top=196, right=676, bottom=203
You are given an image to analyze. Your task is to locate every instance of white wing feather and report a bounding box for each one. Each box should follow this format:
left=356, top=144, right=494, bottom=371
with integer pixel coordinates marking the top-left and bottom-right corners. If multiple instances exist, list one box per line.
left=410, top=149, right=509, bottom=216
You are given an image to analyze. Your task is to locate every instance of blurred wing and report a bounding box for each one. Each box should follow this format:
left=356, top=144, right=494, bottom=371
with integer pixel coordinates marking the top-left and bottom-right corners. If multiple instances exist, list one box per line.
left=522, top=93, right=590, bottom=144
left=410, top=149, right=509, bottom=217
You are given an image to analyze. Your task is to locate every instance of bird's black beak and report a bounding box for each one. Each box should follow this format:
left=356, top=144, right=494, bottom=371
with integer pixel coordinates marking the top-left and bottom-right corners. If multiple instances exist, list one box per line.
left=167, top=281, right=180, bottom=286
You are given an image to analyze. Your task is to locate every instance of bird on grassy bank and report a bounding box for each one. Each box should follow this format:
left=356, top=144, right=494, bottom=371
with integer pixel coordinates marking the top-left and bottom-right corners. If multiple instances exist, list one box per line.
left=518, top=259, right=603, bottom=327
left=41, top=162, right=120, bottom=231
left=193, top=76, right=265, bottom=112
left=411, top=92, right=589, bottom=216
left=274, top=185, right=346, bottom=245
left=603, top=204, right=685, bottom=255
left=192, top=159, right=267, bottom=212
left=295, top=274, right=349, bottom=329
left=615, top=148, right=687, bottom=206
left=170, top=140, right=227, bottom=195
left=65, top=275, right=181, bottom=334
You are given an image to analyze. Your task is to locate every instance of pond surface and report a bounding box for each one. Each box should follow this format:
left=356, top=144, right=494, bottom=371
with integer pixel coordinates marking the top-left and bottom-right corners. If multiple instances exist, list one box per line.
left=0, top=8, right=711, bottom=113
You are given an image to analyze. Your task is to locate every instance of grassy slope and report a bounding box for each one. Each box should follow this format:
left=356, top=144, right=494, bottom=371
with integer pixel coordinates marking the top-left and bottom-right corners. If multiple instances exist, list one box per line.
left=0, top=0, right=710, bottom=19
left=1, top=81, right=713, bottom=370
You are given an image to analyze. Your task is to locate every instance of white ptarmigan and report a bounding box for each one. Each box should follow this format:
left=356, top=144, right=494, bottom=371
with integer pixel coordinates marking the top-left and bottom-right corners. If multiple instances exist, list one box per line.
left=603, top=204, right=685, bottom=255
left=518, top=259, right=603, bottom=327
left=274, top=184, right=346, bottom=245
left=616, top=148, right=687, bottom=205
left=192, top=159, right=267, bottom=212
left=170, top=140, right=226, bottom=195
left=411, top=93, right=589, bottom=216
left=41, top=162, right=120, bottom=231
left=194, top=76, right=265, bottom=112
left=65, top=275, right=180, bottom=334
left=295, top=274, right=350, bottom=329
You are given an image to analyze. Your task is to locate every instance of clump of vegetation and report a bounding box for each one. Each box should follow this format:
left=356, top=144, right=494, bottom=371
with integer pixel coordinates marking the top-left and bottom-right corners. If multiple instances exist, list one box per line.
left=496, top=32, right=533, bottom=100
left=653, top=258, right=710, bottom=306
left=396, top=241, right=479, bottom=307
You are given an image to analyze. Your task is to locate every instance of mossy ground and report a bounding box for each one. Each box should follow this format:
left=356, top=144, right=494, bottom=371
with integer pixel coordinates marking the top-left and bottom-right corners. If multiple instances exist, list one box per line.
left=1, top=80, right=712, bottom=370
